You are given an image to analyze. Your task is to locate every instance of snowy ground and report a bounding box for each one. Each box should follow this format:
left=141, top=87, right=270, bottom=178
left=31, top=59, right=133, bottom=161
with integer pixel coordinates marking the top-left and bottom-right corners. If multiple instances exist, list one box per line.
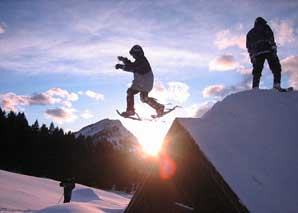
left=0, top=170, right=131, bottom=213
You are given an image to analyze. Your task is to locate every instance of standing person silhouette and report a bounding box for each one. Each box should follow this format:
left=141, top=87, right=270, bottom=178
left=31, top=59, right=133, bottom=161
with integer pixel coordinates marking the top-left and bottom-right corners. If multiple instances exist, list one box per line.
left=59, top=178, right=75, bottom=203
left=246, top=17, right=286, bottom=91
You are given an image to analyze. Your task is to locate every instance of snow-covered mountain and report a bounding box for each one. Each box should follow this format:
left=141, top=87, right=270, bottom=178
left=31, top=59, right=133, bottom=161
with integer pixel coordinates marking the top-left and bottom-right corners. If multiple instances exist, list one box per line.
left=0, top=170, right=131, bottom=213
left=75, top=119, right=140, bottom=151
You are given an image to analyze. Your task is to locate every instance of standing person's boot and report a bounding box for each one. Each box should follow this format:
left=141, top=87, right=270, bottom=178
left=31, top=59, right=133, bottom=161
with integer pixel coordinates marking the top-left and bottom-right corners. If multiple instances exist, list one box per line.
left=273, top=71, right=281, bottom=90
left=273, top=82, right=281, bottom=90
left=252, top=75, right=260, bottom=89
left=273, top=82, right=288, bottom=92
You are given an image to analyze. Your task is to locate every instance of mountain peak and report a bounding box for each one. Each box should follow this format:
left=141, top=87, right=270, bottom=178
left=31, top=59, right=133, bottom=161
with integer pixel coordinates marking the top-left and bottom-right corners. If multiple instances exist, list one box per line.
left=75, top=118, right=140, bottom=150
left=75, top=119, right=123, bottom=137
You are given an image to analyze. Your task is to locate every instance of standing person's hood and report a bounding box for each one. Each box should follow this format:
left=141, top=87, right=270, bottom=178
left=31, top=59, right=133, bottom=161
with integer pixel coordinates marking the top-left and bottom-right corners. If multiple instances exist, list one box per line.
left=254, top=17, right=267, bottom=28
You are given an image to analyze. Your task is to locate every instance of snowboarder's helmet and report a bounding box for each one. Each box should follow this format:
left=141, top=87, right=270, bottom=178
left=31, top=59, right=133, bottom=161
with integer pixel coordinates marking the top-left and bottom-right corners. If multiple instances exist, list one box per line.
left=129, top=45, right=144, bottom=56
left=255, top=17, right=267, bottom=26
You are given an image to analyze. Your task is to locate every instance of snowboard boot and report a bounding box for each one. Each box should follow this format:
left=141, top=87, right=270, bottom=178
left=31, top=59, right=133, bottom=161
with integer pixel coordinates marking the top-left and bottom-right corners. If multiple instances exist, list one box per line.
left=121, top=109, right=135, bottom=117
left=273, top=83, right=281, bottom=90
left=156, top=105, right=165, bottom=117
left=273, top=83, right=287, bottom=92
left=252, top=76, right=260, bottom=89
left=123, top=90, right=136, bottom=117
left=146, top=97, right=164, bottom=116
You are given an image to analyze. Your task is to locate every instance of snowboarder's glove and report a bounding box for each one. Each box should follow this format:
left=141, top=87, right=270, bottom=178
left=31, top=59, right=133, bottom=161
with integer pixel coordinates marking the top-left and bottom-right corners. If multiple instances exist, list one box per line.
left=117, top=56, right=129, bottom=64
left=117, top=56, right=125, bottom=61
left=115, top=64, right=124, bottom=70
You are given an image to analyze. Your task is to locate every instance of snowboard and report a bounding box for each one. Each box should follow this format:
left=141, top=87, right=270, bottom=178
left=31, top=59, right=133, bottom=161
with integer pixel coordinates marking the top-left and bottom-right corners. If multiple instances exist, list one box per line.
left=116, top=110, right=142, bottom=121
left=151, top=106, right=180, bottom=119
left=275, top=87, right=294, bottom=92
left=116, top=106, right=180, bottom=121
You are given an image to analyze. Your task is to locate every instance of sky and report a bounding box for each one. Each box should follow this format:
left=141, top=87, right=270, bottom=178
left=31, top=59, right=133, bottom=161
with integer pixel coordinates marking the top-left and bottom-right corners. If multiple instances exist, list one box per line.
left=0, top=0, right=298, bottom=149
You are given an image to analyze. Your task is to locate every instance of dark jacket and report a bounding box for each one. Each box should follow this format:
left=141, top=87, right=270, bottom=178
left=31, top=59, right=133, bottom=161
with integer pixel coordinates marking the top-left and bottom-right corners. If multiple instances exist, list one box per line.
left=60, top=180, right=75, bottom=196
left=122, top=55, right=152, bottom=75
left=246, top=22, right=277, bottom=57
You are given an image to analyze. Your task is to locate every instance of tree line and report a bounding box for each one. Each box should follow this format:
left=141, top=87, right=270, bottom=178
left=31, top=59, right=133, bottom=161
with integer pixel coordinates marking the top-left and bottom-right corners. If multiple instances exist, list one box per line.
left=0, top=108, right=145, bottom=191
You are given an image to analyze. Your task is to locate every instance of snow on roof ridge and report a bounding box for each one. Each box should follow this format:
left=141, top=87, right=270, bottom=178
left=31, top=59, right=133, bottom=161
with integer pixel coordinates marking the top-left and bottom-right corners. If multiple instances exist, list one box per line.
left=175, top=89, right=298, bottom=213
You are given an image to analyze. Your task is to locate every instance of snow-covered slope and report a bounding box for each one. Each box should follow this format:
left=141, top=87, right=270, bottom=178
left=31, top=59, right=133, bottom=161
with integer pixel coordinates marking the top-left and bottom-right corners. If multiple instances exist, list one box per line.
left=75, top=119, right=140, bottom=150
left=0, top=170, right=131, bottom=213
left=178, top=89, right=298, bottom=213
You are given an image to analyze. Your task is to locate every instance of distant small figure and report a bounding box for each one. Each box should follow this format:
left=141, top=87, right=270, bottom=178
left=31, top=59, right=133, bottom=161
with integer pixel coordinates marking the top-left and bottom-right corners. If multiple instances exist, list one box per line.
left=246, top=17, right=283, bottom=90
left=115, top=45, right=165, bottom=117
left=60, top=178, right=75, bottom=203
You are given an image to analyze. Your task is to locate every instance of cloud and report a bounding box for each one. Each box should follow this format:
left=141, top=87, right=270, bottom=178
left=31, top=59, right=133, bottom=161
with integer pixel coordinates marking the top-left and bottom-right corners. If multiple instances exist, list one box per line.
left=0, top=1, right=214, bottom=76
left=195, top=101, right=216, bottom=118
left=182, top=101, right=215, bottom=118
left=150, top=81, right=190, bottom=103
left=46, top=88, right=78, bottom=102
left=85, top=90, right=105, bottom=101
left=181, top=104, right=200, bottom=117
left=29, top=93, right=58, bottom=105
left=147, top=47, right=210, bottom=70
left=45, top=107, right=77, bottom=124
left=0, top=22, right=5, bottom=34
left=80, top=110, right=93, bottom=119
left=0, top=88, right=78, bottom=112
left=0, top=93, right=27, bottom=112
left=214, top=29, right=246, bottom=50
left=203, top=85, right=226, bottom=98
left=0, top=92, right=57, bottom=112
left=209, top=55, right=239, bottom=71
left=271, top=20, right=297, bottom=46
left=203, top=74, right=251, bottom=98
left=281, top=55, right=298, bottom=87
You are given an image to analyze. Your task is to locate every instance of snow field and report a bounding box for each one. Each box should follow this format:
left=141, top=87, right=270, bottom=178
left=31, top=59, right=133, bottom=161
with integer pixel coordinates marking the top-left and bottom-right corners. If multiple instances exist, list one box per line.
left=0, top=170, right=131, bottom=213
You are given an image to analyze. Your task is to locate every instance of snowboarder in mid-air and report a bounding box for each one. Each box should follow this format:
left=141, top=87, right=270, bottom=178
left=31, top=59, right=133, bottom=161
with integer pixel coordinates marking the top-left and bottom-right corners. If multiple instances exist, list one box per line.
left=115, top=45, right=167, bottom=119
left=246, top=17, right=292, bottom=92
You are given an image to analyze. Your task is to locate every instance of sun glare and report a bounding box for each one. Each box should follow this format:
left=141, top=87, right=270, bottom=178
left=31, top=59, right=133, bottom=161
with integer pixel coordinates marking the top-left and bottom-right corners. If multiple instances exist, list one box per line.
left=122, top=103, right=175, bottom=156
left=141, top=135, right=163, bottom=155
left=134, top=124, right=166, bottom=156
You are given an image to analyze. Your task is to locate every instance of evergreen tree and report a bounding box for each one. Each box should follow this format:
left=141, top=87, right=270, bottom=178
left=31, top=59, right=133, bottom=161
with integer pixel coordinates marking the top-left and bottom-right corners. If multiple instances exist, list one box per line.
left=0, top=109, right=144, bottom=191
left=49, top=122, right=55, bottom=135
left=32, top=120, right=39, bottom=132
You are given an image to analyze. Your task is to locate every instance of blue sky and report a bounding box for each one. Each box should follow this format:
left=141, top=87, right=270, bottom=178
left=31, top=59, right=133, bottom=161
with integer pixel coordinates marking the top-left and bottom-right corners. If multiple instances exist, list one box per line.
left=1, top=0, right=298, bottom=147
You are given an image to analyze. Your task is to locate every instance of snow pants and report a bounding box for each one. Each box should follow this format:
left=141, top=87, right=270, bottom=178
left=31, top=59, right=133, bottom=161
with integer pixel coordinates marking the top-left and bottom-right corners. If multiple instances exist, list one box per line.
left=251, top=52, right=281, bottom=88
left=63, top=191, right=72, bottom=203
left=126, top=88, right=163, bottom=111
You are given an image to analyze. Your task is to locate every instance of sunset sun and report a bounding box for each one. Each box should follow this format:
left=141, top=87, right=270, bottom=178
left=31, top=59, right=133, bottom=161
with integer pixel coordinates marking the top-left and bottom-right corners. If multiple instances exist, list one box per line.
left=131, top=122, right=167, bottom=156
left=139, top=132, right=163, bottom=155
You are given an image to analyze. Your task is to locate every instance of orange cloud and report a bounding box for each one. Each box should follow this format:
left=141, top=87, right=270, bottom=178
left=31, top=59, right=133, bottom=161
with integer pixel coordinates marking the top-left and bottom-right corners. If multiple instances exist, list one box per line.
left=214, top=29, right=246, bottom=50
left=151, top=81, right=190, bottom=103
left=0, top=92, right=56, bottom=112
left=209, top=55, right=239, bottom=71
left=0, top=88, right=79, bottom=112
left=271, top=20, right=297, bottom=46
